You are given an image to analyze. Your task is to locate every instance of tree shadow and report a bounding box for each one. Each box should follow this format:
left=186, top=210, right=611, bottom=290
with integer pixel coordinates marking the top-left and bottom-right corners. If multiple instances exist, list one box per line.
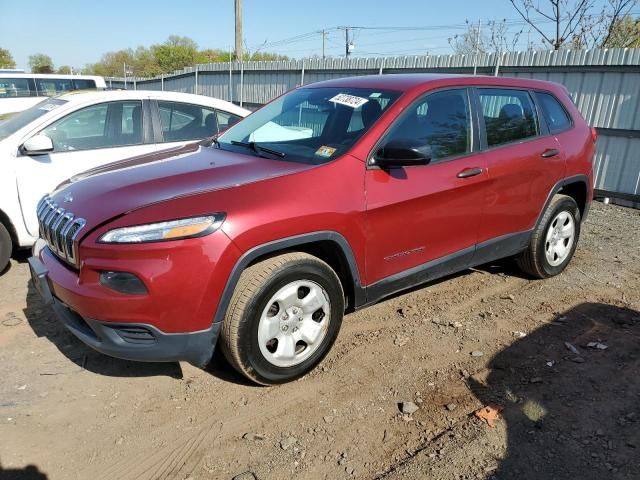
left=0, top=463, right=48, bottom=480
left=469, top=302, right=640, bottom=479
left=23, top=281, right=183, bottom=379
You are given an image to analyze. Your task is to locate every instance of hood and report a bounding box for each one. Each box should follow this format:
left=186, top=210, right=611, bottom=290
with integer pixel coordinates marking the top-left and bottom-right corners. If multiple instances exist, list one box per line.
left=49, top=142, right=313, bottom=227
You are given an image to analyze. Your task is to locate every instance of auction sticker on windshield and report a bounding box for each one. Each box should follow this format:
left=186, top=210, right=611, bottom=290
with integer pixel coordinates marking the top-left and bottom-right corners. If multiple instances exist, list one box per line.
left=315, top=145, right=337, bottom=158
left=329, top=93, right=369, bottom=109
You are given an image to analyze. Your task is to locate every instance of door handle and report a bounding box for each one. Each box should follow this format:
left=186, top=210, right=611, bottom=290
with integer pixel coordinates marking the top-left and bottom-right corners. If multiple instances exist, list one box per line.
left=456, top=167, right=483, bottom=179
left=541, top=148, right=560, bottom=158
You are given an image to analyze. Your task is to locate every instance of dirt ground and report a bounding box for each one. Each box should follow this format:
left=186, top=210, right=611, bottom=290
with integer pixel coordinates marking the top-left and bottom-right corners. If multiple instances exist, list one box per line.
left=1, top=201, right=639, bottom=480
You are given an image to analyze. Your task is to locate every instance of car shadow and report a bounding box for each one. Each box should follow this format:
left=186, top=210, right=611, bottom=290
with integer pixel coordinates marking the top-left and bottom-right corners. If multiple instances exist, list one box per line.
left=1, top=250, right=30, bottom=276
left=0, top=462, right=48, bottom=480
left=474, top=256, right=532, bottom=280
left=23, top=281, right=183, bottom=379
left=468, top=302, right=640, bottom=479
left=203, top=348, right=261, bottom=387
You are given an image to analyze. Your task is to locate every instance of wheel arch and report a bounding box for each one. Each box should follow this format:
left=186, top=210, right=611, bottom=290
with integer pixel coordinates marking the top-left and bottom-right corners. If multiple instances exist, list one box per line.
left=0, top=207, right=18, bottom=248
left=535, top=174, right=590, bottom=230
left=213, top=232, right=365, bottom=326
left=557, top=179, right=588, bottom=219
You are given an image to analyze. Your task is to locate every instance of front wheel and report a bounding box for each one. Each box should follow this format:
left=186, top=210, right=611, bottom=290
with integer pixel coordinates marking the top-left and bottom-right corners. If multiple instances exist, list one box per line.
left=517, top=194, right=581, bottom=278
left=220, top=252, right=344, bottom=385
left=0, top=223, right=12, bottom=274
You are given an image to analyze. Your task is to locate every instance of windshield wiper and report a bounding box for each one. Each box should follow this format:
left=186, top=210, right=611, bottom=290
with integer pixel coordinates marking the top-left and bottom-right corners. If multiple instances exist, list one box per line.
left=230, top=140, right=286, bottom=158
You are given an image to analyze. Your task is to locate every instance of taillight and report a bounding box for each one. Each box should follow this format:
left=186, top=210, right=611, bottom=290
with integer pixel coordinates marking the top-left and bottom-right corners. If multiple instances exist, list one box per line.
left=591, top=127, right=598, bottom=143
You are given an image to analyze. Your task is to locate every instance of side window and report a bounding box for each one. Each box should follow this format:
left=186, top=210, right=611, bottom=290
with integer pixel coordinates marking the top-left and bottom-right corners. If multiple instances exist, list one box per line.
left=216, top=110, right=242, bottom=132
left=72, top=79, right=97, bottom=90
left=157, top=101, right=218, bottom=142
left=536, top=92, right=572, bottom=134
left=479, top=88, right=538, bottom=147
left=41, top=101, right=143, bottom=152
left=0, top=77, right=31, bottom=98
left=35, top=79, right=74, bottom=96
left=382, top=89, right=472, bottom=161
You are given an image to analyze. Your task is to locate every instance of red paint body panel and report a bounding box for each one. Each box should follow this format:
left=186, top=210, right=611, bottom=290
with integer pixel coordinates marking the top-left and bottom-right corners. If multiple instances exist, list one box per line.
left=365, top=158, right=488, bottom=283
left=39, top=74, right=595, bottom=339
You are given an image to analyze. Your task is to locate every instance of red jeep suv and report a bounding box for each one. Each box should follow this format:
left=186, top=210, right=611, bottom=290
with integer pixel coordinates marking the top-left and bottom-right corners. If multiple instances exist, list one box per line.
left=29, top=74, right=595, bottom=384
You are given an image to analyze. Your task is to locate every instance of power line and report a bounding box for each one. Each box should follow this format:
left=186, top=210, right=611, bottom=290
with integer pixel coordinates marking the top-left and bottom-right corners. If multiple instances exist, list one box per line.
left=248, top=10, right=640, bottom=58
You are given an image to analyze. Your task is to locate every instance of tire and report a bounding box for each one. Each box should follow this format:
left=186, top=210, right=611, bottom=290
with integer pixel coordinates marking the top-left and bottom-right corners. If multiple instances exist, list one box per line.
left=517, top=194, right=581, bottom=279
left=220, top=252, right=344, bottom=385
left=0, top=223, right=12, bottom=274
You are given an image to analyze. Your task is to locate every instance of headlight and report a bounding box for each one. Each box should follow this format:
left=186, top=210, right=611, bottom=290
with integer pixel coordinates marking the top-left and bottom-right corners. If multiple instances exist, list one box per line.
left=98, top=214, right=225, bottom=244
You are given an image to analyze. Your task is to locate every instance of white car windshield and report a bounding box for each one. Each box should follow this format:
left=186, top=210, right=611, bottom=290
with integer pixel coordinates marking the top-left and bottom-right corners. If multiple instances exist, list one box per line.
left=217, top=87, right=401, bottom=164
left=0, top=98, right=67, bottom=141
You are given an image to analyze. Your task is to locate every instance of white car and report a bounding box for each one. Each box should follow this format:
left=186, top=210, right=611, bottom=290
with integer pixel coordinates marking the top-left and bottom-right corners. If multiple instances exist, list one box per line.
left=0, top=73, right=107, bottom=116
left=0, top=90, right=249, bottom=271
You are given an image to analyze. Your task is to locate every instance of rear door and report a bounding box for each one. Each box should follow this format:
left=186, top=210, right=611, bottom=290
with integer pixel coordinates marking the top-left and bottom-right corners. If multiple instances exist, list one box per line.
left=16, top=99, right=155, bottom=237
left=472, top=87, right=565, bottom=249
left=365, top=88, right=488, bottom=286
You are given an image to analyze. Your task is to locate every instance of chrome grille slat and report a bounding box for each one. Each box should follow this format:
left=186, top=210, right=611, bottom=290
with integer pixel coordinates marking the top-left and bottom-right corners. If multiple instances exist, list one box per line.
left=35, top=195, right=86, bottom=267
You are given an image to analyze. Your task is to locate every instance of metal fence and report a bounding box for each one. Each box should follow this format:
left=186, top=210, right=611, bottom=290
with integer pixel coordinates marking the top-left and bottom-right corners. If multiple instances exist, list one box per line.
left=107, top=48, right=640, bottom=200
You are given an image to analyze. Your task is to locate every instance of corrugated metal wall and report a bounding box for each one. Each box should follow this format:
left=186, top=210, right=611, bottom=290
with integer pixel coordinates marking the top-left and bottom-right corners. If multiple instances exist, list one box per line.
left=107, top=48, right=640, bottom=198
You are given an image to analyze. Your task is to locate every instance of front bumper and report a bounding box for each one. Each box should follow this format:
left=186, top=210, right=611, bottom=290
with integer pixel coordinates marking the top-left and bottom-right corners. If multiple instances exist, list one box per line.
left=28, top=255, right=220, bottom=366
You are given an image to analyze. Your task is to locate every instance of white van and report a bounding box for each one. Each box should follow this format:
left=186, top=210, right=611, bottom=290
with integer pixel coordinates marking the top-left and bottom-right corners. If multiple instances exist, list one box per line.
left=0, top=74, right=107, bottom=116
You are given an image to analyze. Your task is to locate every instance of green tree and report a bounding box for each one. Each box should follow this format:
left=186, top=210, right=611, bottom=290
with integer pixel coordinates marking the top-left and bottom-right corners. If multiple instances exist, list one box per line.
left=602, top=15, right=640, bottom=47
left=57, top=65, right=72, bottom=74
left=151, top=35, right=200, bottom=73
left=83, top=35, right=291, bottom=78
left=86, top=49, right=136, bottom=77
left=29, top=53, right=54, bottom=73
left=0, top=48, right=16, bottom=68
left=197, top=48, right=231, bottom=63
left=247, top=51, right=289, bottom=61
left=133, top=46, right=162, bottom=77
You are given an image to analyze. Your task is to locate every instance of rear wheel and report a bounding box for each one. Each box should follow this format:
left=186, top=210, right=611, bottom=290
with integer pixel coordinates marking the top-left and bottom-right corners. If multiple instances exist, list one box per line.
left=220, top=252, right=344, bottom=385
left=517, top=194, right=581, bottom=278
left=0, top=223, right=12, bottom=274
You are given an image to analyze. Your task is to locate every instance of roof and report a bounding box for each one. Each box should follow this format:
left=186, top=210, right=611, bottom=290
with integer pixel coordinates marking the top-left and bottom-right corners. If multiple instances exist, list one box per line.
left=305, top=73, right=564, bottom=93
left=0, top=73, right=103, bottom=80
left=54, top=90, right=249, bottom=116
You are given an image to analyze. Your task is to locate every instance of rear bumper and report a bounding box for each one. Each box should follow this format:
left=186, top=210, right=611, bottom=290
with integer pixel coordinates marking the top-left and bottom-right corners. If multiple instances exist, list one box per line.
left=28, top=255, right=220, bottom=367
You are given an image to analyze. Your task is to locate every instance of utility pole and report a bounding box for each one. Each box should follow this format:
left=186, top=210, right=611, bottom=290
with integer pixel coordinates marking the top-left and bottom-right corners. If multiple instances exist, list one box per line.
left=473, top=20, right=481, bottom=76
left=322, top=30, right=326, bottom=60
left=123, top=62, right=127, bottom=89
left=234, top=0, right=243, bottom=60
left=345, top=27, right=351, bottom=58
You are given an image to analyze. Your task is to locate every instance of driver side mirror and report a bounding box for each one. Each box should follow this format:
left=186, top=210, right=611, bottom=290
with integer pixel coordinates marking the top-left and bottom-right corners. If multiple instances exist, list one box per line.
left=20, top=134, right=54, bottom=155
left=373, top=138, right=432, bottom=169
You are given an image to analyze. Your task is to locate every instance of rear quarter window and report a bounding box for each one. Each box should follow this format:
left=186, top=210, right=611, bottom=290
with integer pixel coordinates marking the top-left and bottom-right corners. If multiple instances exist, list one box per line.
left=536, top=92, right=573, bottom=134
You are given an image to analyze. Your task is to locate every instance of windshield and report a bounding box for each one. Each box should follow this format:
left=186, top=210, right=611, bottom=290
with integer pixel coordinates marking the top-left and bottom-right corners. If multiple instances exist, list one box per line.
left=0, top=98, right=67, bottom=141
left=217, top=87, right=401, bottom=164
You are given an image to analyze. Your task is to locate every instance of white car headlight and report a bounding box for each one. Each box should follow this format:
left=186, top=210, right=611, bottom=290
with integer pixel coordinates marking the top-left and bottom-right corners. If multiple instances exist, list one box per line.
left=98, top=214, right=225, bottom=244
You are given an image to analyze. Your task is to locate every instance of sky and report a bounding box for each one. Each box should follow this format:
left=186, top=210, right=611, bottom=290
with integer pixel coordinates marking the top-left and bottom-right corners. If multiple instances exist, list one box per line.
left=0, top=0, right=630, bottom=71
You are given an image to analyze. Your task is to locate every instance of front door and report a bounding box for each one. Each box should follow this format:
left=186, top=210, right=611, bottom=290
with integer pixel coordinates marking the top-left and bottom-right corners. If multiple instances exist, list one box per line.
left=16, top=99, right=155, bottom=237
left=365, top=88, right=488, bottom=289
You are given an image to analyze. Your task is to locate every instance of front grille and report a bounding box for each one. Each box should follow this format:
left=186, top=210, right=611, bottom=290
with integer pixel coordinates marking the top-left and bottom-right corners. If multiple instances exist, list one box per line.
left=36, top=195, right=86, bottom=266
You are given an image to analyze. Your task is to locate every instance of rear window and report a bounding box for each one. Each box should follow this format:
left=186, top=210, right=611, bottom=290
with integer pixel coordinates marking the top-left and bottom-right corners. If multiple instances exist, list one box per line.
left=536, top=92, right=572, bottom=134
